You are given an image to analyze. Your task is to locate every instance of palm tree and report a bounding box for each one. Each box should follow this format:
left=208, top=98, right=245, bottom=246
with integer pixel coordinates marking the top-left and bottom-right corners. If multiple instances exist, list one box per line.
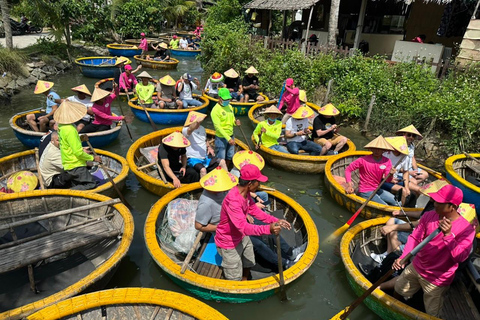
left=163, top=0, right=196, bottom=30
left=0, top=0, right=13, bottom=48
left=328, top=0, right=340, bottom=47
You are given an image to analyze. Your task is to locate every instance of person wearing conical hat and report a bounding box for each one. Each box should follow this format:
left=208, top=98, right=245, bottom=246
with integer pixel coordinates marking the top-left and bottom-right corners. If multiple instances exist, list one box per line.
left=158, top=131, right=199, bottom=188
left=344, top=135, right=397, bottom=206
left=253, top=105, right=288, bottom=153
left=396, top=124, right=429, bottom=184
left=55, top=100, right=101, bottom=190
left=148, top=42, right=170, bottom=61
left=224, top=68, right=243, bottom=102
left=177, top=73, right=202, bottom=108
left=278, top=78, right=300, bottom=124
left=204, top=72, right=225, bottom=99
left=27, top=80, right=61, bottom=132
left=311, top=103, right=348, bottom=156
left=241, top=66, right=264, bottom=103
left=61, top=84, right=94, bottom=132
left=80, top=86, right=124, bottom=133
left=182, top=111, right=228, bottom=177
left=135, top=71, right=155, bottom=108
left=119, top=64, right=138, bottom=94
left=156, top=75, right=182, bottom=109
left=285, top=106, right=322, bottom=156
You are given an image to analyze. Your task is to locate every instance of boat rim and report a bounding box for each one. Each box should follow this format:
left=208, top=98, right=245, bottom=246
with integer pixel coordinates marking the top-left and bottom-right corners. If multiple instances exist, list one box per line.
left=106, top=43, right=140, bottom=50
left=133, top=55, right=180, bottom=65
left=248, top=101, right=321, bottom=127
left=74, top=56, right=132, bottom=67
left=203, top=92, right=270, bottom=106
left=445, top=153, right=480, bottom=194
left=128, top=94, right=208, bottom=113
left=170, top=48, right=201, bottom=53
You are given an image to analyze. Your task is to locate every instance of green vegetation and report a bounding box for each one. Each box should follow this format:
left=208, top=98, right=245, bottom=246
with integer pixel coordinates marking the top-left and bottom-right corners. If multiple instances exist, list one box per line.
left=0, top=47, right=28, bottom=76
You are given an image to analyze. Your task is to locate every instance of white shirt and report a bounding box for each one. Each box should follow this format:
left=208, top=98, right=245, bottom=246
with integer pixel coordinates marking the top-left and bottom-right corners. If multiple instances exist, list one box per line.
left=285, top=118, right=309, bottom=143
left=179, top=39, right=188, bottom=49
left=383, top=151, right=409, bottom=174
left=179, top=81, right=197, bottom=100
left=39, top=142, right=63, bottom=186
left=204, top=79, right=224, bottom=95
left=67, top=95, right=92, bottom=121
left=408, top=144, right=415, bottom=170
left=182, top=126, right=207, bottom=159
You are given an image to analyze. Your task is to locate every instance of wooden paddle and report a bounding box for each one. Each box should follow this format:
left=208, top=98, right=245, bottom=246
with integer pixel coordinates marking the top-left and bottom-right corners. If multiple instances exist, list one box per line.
left=276, top=233, right=287, bottom=301
left=237, top=124, right=253, bottom=150
left=112, top=80, right=134, bottom=141
left=255, top=131, right=263, bottom=150
left=129, top=92, right=158, bottom=131
left=180, top=231, right=203, bottom=274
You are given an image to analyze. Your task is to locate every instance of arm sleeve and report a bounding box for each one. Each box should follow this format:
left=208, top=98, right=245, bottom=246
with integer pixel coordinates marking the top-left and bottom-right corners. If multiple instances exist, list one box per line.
left=119, top=73, right=127, bottom=90
left=247, top=196, right=278, bottom=223
left=253, top=123, right=262, bottom=143
left=225, top=200, right=271, bottom=237
left=285, top=118, right=293, bottom=134
left=66, top=129, right=94, bottom=162
left=442, top=224, right=475, bottom=263
left=132, top=76, right=138, bottom=86
left=211, top=108, right=231, bottom=139
left=399, top=213, right=428, bottom=259
left=92, top=105, right=123, bottom=121
left=345, top=158, right=362, bottom=183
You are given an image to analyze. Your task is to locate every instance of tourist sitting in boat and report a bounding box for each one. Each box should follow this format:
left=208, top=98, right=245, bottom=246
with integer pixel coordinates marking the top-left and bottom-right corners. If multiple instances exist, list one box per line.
left=139, top=32, right=148, bottom=57
left=119, top=65, right=137, bottom=95
left=182, top=111, right=227, bottom=178
left=214, top=164, right=291, bottom=280
left=224, top=68, right=243, bottom=101
left=253, top=106, right=288, bottom=153
left=61, top=84, right=94, bottom=132
left=312, top=103, right=348, bottom=156
left=113, top=56, right=141, bottom=87
left=179, top=36, right=188, bottom=49
left=156, top=75, right=182, bottom=109
left=157, top=131, right=200, bottom=188
left=344, top=136, right=397, bottom=205
left=241, top=66, right=264, bottom=103
left=393, top=185, right=474, bottom=317
left=177, top=73, right=203, bottom=108
left=285, top=106, right=323, bottom=155
left=39, top=131, right=72, bottom=189
left=27, top=80, right=60, bottom=132
left=135, top=71, right=155, bottom=108
left=55, top=101, right=101, bottom=190
left=396, top=125, right=429, bottom=184
left=38, top=123, right=57, bottom=159
left=188, top=36, right=199, bottom=49
left=148, top=42, right=170, bottom=61
left=169, top=35, right=179, bottom=49
left=80, top=87, right=124, bottom=133
left=278, top=78, right=300, bottom=124
left=211, top=88, right=241, bottom=166
left=204, top=72, right=224, bottom=99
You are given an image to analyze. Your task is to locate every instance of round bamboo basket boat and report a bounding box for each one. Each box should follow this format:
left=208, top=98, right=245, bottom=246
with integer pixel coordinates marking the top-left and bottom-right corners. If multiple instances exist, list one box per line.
left=133, top=55, right=179, bottom=70
left=202, top=93, right=270, bottom=116
left=106, top=43, right=142, bottom=57
left=144, top=183, right=319, bottom=302
left=94, top=77, right=159, bottom=102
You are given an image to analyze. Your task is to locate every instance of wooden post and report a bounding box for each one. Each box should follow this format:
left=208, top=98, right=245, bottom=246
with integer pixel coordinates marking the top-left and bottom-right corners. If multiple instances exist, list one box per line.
left=362, top=94, right=376, bottom=134
left=302, top=5, right=315, bottom=54
left=353, top=0, right=368, bottom=50
left=323, top=79, right=334, bottom=106
left=282, top=10, right=288, bottom=39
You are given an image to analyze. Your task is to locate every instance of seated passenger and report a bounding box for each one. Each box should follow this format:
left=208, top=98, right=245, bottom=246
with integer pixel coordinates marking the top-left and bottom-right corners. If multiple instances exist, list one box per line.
left=179, top=36, right=188, bottom=49
left=63, top=84, right=94, bottom=132
left=119, top=65, right=137, bottom=95
left=223, top=68, right=243, bottom=101
left=311, top=103, right=348, bottom=155
left=396, top=125, right=429, bottom=184
left=27, top=80, right=60, bottom=132
left=204, top=72, right=224, bottom=99
left=177, top=73, right=203, bottom=108
left=169, top=35, right=179, bottom=49
left=285, top=106, right=322, bottom=155
left=149, top=42, right=170, bottom=61
left=278, top=78, right=300, bottom=124
left=80, top=86, right=124, bottom=133
left=253, top=106, right=288, bottom=153
left=39, top=131, right=72, bottom=189
left=241, top=66, right=264, bottom=103
left=156, top=75, right=182, bottom=109
left=135, top=71, right=155, bottom=108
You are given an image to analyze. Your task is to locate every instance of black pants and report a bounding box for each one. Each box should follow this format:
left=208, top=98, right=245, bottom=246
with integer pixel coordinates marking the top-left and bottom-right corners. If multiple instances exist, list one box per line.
left=192, top=157, right=221, bottom=173
left=48, top=171, right=72, bottom=189
left=79, top=123, right=110, bottom=133
left=163, top=167, right=199, bottom=184
left=66, top=166, right=98, bottom=190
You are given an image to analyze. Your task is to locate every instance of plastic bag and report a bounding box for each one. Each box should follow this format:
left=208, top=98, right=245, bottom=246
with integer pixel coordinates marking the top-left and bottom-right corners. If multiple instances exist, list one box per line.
left=167, top=198, right=199, bottom=253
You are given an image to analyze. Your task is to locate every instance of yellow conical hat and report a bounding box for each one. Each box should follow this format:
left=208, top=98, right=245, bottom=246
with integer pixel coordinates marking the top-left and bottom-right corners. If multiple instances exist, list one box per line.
left=200, top=167, right=238, bottom=192
left=319, top=103, right=340, bottom=116
left=396, top=125, right=423, bottom=140
left=245, top=66, right=258, bottom=74
left=224, top=68, right=239, bottom=78
left=292, top=106, right=314, bottom=119
left=90, top=87, right=110, bottom=103
left=385, top=136, right=409, bottom=155
left=71, top=84, right=92, bottom=96
left=299, top=90, right=307, bottom=103
left=162, top=131, right=191, bottom=148
left=364, top=135, right=394, bottom=151
left=419, top=179, right=449, bottom=196
left=34, top=80, right=54, bottom=94
left=7, top=171, right=38, bottom=192
left=160, top=75, right=176, bottom=86
left=115, top=56, right=129, bottom=66
left=264, top=105, right=283, bottom=115
left=159, top=42, right=168, bottom=49
left=53, top=100, right=87, bottom=124
left=184, top=111, right=207, bottom=126
left=233, top=150, right=265, bottom=170
left=458, top=203, right=477, bottom=224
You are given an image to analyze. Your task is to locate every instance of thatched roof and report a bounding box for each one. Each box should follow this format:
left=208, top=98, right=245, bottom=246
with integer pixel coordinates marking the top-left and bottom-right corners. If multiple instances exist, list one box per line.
left=243, top=0, right=321, bottom=10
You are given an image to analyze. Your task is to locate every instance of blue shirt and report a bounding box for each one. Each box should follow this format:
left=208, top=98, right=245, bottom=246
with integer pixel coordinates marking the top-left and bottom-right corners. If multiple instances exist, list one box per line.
left=46, top=91, right=60, bottom=113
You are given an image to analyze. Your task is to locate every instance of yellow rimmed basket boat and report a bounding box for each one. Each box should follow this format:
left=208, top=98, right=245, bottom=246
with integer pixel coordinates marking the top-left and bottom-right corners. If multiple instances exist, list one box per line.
left=202, top=93, right=270, bottom=116
left=324, top=151, right=444, bottom=219
left=126, top=127, right=248, bottom=197
left=26, top=288, right=228, bottom=320
left=0, top=190, right=134, bottom=320
left=126, top=37, right=168, bottom=50
left=133, top=55, right=179, bottom=70
left=94, top=77, right=159, bottom=102
left=0, top=149, right=129, bottom=198
left=144, top=183, right=319, bottom=303
left=339, top=217, right=480, bottom=320
left=106, top=43, right=142, bottom=57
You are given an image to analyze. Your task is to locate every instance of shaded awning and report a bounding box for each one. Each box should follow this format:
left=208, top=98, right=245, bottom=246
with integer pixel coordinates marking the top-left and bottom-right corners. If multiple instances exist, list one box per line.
left=243, top=0, right=321, bottom=11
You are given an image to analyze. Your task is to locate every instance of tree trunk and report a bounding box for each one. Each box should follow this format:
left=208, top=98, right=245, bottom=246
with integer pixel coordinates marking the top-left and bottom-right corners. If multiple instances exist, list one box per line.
left=0, top=0, right=13, bottom=48
left=64, top=24, right=71, bottom=47
left=328, top=0, right=340, bottom=47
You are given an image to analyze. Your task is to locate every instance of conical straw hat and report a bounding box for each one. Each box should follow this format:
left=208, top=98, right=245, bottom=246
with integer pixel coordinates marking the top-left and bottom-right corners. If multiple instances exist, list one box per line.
left=263, top=105, right=282, bottom=115
left=90, top=88, right=111, bottom=103
left=396, top=125, right=423, bottom=140
left=210, top=72, right=224, bottom=83
left=34, top=80, right=54, bottom=94
left=159, top=42, right=168, bottom=49
left=7, top=171, right=38, bottom=192
left=184, top=111, right=207, bottom=126
left=245, top=66, right=258, bottom=74
left=53, top=100, right=87, bottom=124
left=458, top=203, right=477, bottom=224
left=224, top=68, right=239, bottom=78
left=291, top=106, right=314, bottom=119
left=319, top=103, right=340, bottom=116
left=160, top=75, right=176, bottom=86
left=299, top=90, right=307, bottom=103
left=233, top=150, right=265, bottom=170
left=364, top=135, right=394, bottom=151
left=115, top=56, right=129, bottom=66
left=385, top=136, right=409, bottom=155
left=200, top=167, right=238, bottom=192
left=137, top=71, right=153, bottom=79
left=162, top=131, right=191, bottom=148
left=71, top=84, right=92, bottom=96
left=419, top=179, right=449, bottom=196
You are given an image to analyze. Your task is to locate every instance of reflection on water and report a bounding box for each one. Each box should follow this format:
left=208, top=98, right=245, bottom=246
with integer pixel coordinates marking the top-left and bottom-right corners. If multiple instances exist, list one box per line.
left=0, top=57, right=379, bottom=320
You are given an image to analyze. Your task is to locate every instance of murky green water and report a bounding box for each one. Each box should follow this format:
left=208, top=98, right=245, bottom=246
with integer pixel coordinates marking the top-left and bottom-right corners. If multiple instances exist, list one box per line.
left=0, top=57, right=380, bottom=320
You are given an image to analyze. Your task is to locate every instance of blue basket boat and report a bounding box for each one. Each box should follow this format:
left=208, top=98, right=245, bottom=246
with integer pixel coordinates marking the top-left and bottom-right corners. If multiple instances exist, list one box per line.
left=170, top=48, right=201, bottom=57
left=74, top=56, right=132, bottom=78
left=107, top=43, right=143, bottom=57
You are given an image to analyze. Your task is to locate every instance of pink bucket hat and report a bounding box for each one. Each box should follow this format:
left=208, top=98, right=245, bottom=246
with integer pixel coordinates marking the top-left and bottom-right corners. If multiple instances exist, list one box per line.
left=240, top=164, right=268, bottom=182
left=428, top=184, right=463, bottom=207
left=286, top=78, right=294, bottom=86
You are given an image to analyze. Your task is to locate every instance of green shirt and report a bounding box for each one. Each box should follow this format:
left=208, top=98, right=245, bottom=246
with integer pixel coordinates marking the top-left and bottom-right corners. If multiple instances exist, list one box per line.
left=253, top=120, right=283, bottom=148
left=135, top=82, right=155, bottom=104
left=211, top=103, right=236, bottom=139
left=58, top=124, right=94, bottom=171
left=170, top=39, right=179, bottom=49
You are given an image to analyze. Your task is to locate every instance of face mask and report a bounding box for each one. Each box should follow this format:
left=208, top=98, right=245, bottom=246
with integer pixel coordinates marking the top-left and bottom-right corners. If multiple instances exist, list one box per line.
left=268, top=117, right=277, bottom=122
left=222, top=101, right=230, bottom=107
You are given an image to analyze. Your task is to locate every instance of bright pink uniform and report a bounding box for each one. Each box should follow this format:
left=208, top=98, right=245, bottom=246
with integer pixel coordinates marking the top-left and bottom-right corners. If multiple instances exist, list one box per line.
left=119, top=72, right=138, bottom=92
left=278, top=86, right=300, bottom=115
left=400, top=210, right=474, bottom=286
left=139, top=38, right=148, bottom=51
left=344, top=155, right=392, bottom=193
left=92, top=93, right=123, bottom=126
left=215, top=186, right=278, bottom=250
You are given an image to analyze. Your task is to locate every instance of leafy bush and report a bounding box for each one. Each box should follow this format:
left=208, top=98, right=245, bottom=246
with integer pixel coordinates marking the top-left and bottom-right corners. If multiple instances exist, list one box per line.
left=0, top=48, right=28, bottom=76
left=115, top=0, right=163, bottom=38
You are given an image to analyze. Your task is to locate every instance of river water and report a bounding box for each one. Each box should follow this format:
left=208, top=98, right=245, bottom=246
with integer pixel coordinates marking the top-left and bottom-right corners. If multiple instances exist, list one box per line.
left=0, top=57, right=380, bottom=320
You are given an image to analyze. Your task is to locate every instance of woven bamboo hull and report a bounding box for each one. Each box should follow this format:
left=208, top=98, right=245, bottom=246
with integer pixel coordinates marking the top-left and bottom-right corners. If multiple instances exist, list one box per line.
left=133, top=55, right=179, bottom=70
left=202, top=93, right=270, bottom=115
left=106, top=44, right=142, bottom=57
left=144, top=183, right=319, bottom=303
left=324, top=151, right=444, bottom=219
left=74, top=57, right=132, bottom=79
left=170, top=48, right=201, bottom=56
left=126, top=38, right=168, bottom=50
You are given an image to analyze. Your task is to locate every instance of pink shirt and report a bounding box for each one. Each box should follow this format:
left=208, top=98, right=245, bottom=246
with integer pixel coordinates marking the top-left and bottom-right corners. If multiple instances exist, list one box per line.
left=119, top=72, right=138, bottom=91
left=139, top=38, right=148, bottom=51
left=215, top=186, right=278, bottom=249
left=278, top=86, right=300, bottom=115
left=344, top=155, right=392, bottom=193
left=92, top=93, right=123, bottom=126
left=400, top=210, right=475, bottom=286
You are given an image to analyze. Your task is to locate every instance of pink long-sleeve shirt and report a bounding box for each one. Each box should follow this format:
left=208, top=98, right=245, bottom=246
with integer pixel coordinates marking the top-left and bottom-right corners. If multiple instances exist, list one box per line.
left=400, top=210, right=475, bottom=286
left=344, top=155, right=392, bottom=193
left=215, top=186, right=278, bottom=249
left=92, top=93, right=123, bottom=126
left=119, top=72, right=138, bottom=91
left=278, top=86, right=300, bottom=114
left=139, top=38, right=148, bottom=51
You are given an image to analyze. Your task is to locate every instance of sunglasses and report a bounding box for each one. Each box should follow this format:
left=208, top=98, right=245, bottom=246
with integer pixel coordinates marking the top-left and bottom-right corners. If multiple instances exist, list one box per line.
left=405, top=133, right=416, bottom=138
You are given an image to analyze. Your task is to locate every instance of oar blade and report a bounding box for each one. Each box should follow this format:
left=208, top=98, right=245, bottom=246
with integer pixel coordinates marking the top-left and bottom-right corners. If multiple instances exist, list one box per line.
left=330, top=308, right=348, bottom=320
left=326, top=223, right=349, bottom=242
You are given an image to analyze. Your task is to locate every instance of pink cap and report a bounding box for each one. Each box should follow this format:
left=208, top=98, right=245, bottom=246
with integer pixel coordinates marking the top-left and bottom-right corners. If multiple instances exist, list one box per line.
left=286, top=78, right=294, bottom=86
left=240, top=164, right=268, bottom=182
left=140, top=32, right=145, bottom=37
left=428, top=184, right=463, bottom=206
left=124, top=65, right=132, bottom=71
left=173, top=35, right=177, bottom=39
